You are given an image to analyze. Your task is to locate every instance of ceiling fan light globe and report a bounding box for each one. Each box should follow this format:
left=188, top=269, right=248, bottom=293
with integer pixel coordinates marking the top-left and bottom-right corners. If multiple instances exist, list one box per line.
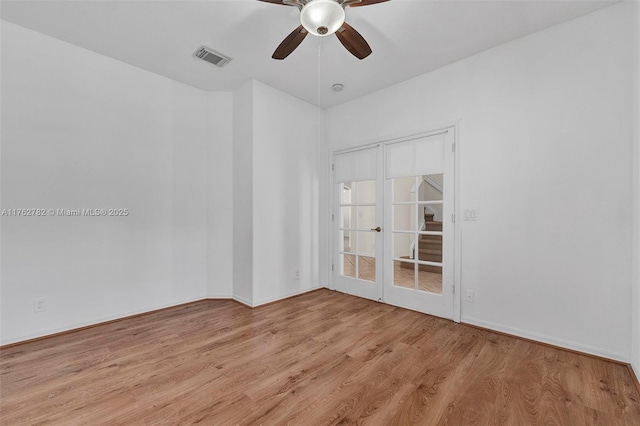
left=300, top=0, right=345, bottom=37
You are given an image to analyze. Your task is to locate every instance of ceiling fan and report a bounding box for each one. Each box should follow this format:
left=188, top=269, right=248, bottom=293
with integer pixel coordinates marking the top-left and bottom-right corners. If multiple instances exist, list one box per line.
left=258, top=0, right=389, bottom=60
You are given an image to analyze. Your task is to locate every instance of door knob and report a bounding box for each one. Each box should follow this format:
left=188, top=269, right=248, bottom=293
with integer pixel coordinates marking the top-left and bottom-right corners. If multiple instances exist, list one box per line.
left=370, top=226, right=382, bottom=232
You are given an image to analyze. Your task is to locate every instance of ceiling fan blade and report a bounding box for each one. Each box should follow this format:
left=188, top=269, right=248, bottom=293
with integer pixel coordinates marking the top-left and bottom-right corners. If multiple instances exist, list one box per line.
left=272, top=25, right=308, bottom=60
left=257, top=0, right=289, bottom=5
left=348, top=0, right=389, bottom=7
left=335, top=23, right=372, bottom=60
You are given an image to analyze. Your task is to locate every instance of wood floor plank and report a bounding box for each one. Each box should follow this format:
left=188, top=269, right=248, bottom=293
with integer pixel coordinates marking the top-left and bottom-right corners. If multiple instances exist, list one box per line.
left=388, top=325, right=488, bottom=425
left=1, top=289, right=639, bottom=425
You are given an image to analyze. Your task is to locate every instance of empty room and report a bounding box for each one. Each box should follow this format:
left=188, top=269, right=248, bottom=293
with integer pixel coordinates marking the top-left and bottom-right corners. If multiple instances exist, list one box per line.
left=1, top=0, right=639, bottom=424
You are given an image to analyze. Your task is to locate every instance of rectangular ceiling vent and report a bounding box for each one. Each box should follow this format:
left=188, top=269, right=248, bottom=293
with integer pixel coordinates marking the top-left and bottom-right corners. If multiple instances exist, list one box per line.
left=194, top=46, right=232, bottom=68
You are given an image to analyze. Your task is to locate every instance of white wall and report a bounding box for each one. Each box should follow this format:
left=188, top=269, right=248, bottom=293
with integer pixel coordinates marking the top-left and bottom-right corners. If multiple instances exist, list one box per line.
left=1, top=20, right=5, bottom=336
left=207, top=93, right=234, bottom=298
left=252, top=80, right=323, bottom=305
left=232, top=81, right=254, bottom=305
left=229, top=80, right=324, bottom=306
left=325, top=3, right=635, bottom=361
left=631, top=0, right=640, bottom=378
left=0, top=21, right=214, bottom=344
left=0, top=23, right=323, bottom=343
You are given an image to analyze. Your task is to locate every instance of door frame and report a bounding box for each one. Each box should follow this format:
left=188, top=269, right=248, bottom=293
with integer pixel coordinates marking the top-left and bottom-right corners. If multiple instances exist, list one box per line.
left=329, top=122, right=462, bottom=323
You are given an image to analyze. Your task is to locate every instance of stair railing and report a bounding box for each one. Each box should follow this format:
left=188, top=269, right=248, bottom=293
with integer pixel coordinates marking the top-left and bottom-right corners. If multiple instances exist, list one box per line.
left=423, top=175, right=443, bottom=193
left=408, top=177, right=443, bottom=259
left=409, top=218, right=426, bottom=260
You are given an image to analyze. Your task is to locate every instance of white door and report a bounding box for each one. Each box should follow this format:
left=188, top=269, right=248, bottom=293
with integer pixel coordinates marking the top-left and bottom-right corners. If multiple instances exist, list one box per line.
left=383, top=130, right=456, bottom=319
left=333, top=146, right=383, bottom=301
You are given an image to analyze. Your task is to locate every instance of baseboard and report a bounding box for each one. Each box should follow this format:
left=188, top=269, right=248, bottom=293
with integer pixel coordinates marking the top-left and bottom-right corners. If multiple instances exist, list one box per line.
left=461, top=316, right=629, bottom=364
left=252, top=286, right=325, bottom=307
left=0, top=296, right=205, bottom=348
left=206, top=293, right=233, bottom=299
left=1, top=288, right=330, bottom=348
left=231, top=294, right=253, bottom=307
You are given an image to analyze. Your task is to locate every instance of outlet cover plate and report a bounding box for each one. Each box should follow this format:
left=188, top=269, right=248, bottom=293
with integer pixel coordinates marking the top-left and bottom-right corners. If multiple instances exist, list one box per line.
left=465, top=291, right=474, bottom=303
left=34, top=298, right=46, bottom=313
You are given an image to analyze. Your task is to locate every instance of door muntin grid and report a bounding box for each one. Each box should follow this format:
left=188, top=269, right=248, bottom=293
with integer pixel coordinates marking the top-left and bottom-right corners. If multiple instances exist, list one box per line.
left=339, top=180, right=377, bottom=282
left=391, top=174, right=444, bottom=294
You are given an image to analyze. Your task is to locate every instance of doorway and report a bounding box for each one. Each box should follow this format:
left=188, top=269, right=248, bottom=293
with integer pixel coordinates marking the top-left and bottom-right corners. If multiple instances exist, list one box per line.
left=332, top=128, right=457, bottom=320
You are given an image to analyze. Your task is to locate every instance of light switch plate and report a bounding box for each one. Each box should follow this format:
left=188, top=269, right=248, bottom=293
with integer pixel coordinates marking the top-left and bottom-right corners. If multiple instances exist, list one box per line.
left=463, top=209, right=477, bottom=221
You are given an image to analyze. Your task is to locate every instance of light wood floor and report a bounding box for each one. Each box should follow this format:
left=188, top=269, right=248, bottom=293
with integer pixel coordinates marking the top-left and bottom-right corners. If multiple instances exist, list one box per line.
left=2, top=289, right=639, bottom=425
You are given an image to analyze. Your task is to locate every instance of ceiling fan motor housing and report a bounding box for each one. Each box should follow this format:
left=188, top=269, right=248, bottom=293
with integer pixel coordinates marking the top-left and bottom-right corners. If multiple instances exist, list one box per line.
left=263, top=0, right=381, bottom=60
left=300, top=0, right=345, bottom=36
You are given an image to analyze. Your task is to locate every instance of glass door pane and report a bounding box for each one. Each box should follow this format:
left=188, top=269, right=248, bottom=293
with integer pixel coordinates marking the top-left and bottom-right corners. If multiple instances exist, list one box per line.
left=338, top=180, right=377, bottom=283
left=390, top=175, right=443, bottom=294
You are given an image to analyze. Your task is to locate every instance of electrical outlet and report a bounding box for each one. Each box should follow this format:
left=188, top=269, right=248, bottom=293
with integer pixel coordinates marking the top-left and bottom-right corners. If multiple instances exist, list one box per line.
left=34, top=298, right=46, bottom=313
left=465, top=290, right=474, bottom=303
left=294, top=270, right=300, bottom=280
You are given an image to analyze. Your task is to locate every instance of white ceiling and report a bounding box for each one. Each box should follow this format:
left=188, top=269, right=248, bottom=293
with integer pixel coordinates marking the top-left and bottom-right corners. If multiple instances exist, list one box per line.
left=1, top=0, right=617, bottom=108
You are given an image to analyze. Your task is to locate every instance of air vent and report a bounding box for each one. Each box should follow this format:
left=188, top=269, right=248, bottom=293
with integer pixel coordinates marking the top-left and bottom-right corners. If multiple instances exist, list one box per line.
left=194, top=46, right=232, bottom=68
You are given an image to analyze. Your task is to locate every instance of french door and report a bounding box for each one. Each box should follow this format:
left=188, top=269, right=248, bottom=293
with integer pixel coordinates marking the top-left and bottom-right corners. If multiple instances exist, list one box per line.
left=333, top=145, right=383, bottom=301
left=333, top=129, right=456, bottom=320
left=383, top=130, right=455, bottom=319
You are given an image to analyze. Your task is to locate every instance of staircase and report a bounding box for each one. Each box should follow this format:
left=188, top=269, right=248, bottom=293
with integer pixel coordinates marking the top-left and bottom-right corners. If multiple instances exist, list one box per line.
left=400, top=212, right=442, bottom=273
